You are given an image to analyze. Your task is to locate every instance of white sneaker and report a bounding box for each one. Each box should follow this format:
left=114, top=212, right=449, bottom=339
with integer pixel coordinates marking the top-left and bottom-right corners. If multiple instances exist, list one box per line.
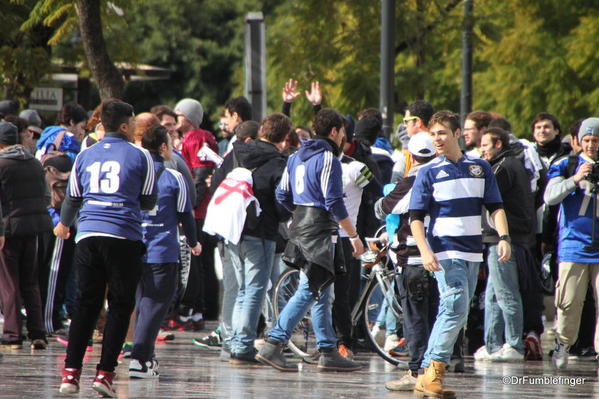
left=383, top=334, right=400, bottom=352
left=371, top=325, right=385, bottom=347
left=129, top=358, right=159, bottom=379
left=552, top=340, right=569, bottom=370
left=474, top=345, right=491, bottom=361
left=490, top=344, right=524, bottom=362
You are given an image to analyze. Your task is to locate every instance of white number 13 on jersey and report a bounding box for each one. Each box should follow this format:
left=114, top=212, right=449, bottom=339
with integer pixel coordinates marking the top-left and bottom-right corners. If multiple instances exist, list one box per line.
left=86, top=161, right=121, bottom=193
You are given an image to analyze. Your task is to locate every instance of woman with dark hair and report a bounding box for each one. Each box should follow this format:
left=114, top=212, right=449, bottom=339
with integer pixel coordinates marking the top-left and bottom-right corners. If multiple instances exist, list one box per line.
left=36, top=102, right=88, bottom=163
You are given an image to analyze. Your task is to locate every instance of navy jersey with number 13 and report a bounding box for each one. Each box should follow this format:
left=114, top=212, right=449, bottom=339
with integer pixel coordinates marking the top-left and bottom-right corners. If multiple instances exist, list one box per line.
left=68, top=136, right=156, bottom=242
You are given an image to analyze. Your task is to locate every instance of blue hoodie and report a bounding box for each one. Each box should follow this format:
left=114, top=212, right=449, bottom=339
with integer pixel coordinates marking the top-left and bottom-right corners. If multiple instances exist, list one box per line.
left=37, top=126, right=81, bottom=164
left=276, top=138, right=348, bottom=221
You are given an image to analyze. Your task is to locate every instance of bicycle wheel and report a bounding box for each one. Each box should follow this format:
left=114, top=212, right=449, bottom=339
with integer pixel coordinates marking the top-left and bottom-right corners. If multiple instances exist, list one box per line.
left=271, top=268, right=316, bottom=358
left=361, top=274, right=406, bottom=367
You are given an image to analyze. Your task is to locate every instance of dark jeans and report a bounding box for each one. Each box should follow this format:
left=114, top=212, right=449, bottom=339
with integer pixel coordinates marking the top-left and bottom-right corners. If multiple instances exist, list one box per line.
left=180, top=219, right=219, bottom=318
left=333, top=237, right=360, bottom=347
left=571, top=286, right=596, bottom=353
left=65, top=237, right=144, bottom=372
left=0, top=234, right=46, bottom=342
left=399, top=265, right=439, bottom=373
left=465, top=257, right=487, bottom=355
left=132, top=262, right=178, bottom=362
left=516, top=244, right=545, bottom=335
left=38, top=232, right=76, bottom=333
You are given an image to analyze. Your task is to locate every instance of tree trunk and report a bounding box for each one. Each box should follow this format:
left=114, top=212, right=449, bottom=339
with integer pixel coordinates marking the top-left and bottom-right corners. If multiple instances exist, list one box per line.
left=75, top=0, right=124, bottom=100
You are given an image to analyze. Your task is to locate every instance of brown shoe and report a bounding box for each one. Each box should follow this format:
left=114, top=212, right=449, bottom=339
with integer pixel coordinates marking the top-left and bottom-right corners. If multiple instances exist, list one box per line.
left=413, top=360, right=456, bottom=398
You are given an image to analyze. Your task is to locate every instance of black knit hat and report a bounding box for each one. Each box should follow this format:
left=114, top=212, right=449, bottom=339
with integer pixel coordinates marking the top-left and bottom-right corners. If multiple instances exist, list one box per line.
left=43, top=153, right=72, bottom=172
left=354, top=115, right=382, bottom=145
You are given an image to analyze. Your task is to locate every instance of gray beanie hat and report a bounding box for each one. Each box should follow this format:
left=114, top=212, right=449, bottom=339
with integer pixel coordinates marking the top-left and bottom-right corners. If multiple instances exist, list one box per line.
left=0, top=122, right=18, bottom=145
left=578, top=117, right=599, bottom=144
left=19, top=109, right=42, bottom=128
left=174, top=98, right=203, bottom=129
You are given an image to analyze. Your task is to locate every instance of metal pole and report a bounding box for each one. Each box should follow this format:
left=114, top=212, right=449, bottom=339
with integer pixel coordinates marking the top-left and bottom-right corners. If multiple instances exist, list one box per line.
left=244, top=12, right=266, bottom=121
left=380, top=0, right=395, bottom=140
left=460, top=0, right=473, bottom=128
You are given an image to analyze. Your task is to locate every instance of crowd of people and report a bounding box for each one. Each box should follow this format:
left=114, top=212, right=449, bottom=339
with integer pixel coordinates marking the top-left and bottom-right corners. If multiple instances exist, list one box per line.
left=0, top=82, right=597, bottom=398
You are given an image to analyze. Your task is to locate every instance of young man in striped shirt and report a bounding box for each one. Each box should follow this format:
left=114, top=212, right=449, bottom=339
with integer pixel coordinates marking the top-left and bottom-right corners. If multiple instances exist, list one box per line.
left=409, top=111, right=511, bottom=398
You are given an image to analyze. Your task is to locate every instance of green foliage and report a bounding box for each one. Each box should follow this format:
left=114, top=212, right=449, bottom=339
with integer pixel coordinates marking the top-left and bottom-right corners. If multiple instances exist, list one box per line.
left=474, top=0, right=598, bottom=136
left=0, top=0, right=52, bottom=103
left=3, top=0, right=598, bottom=137
left=123, top=0, right=273, bottom=126
left=266, top=0, right=380, bottom=125
left=266, top=0, right=599, bottom=137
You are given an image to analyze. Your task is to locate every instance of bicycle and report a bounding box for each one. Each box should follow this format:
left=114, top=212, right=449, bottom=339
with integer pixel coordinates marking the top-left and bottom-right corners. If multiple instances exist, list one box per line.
left=271, top=236, right=407, bottom=367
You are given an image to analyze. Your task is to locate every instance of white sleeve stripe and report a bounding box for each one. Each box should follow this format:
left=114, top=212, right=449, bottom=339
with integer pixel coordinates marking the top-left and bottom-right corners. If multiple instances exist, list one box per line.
left=141, top=147, right=155, bottom=195
left=280, top=167, right=289, bottom=191
left=320, top=151, right=333, bottom=197
left=174, top=172, right=187, bottom=212
left=69, top=155, right=81, bottom=197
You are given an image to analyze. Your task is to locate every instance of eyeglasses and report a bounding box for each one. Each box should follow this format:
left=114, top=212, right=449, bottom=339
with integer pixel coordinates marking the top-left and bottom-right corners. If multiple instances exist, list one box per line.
left=403, top=116, right=419, bottom=124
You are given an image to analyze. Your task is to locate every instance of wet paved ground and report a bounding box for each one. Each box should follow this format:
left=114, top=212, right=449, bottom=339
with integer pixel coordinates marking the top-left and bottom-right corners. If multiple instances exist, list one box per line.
left=0, top=321, right=597, bottom=398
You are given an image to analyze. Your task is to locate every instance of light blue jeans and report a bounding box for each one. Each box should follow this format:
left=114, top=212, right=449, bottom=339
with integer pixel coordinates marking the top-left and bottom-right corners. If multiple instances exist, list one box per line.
left=268, top=271, right=337, bottom=350
left=484, top=243, right=524, bottom=354
left=262, top=254, right=285, bottom=328
left=219, top=243, right=238, bottom=350
left=374, top=282, right=400, bottom=334
left=421, top=258, right=480, bottom=368
left=228, top=236, right=275, bottom=355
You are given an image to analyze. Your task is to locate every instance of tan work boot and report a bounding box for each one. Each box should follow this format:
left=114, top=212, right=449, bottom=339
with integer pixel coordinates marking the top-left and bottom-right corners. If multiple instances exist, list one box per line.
left=413, top=360, right=456, bottom=398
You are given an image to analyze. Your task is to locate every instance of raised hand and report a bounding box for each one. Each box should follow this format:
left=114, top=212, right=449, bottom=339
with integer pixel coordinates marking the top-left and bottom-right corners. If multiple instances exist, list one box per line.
left=282, top=79, right=300, bottom=103
left=305, top=81, right=322, bottom=105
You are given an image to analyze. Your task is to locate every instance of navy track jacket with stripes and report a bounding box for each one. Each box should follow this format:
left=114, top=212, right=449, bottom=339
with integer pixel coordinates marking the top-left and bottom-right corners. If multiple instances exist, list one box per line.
left=276, top=138, right=348, bottom=222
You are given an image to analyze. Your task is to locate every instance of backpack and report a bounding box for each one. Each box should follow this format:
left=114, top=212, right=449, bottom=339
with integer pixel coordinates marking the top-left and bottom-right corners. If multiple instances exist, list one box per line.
left=202, top=151, right=261, bottom=244
left=40, top=129, right=67, bottom=165
left=230, top=150, right=260, bottom=226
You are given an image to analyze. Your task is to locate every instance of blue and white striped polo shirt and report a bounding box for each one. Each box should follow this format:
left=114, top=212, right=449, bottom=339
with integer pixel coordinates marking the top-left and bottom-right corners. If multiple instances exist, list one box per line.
left=409, top=155, right=502, bottom=262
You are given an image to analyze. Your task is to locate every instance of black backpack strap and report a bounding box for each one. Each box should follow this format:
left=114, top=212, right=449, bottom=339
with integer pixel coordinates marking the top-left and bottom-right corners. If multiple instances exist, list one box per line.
left=231, top=149, right=240, bottom=169
left=564, top=155, right=579, bottom=179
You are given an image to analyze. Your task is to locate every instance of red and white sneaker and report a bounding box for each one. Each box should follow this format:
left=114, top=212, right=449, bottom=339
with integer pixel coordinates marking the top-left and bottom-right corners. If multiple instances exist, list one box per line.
left=525, top=331, right=543, bottom=361
left=92, top=370, right=117, bottom=398
left=59, top=368, right=81, bottom=394
left=156, top=330, right=175, bottom=342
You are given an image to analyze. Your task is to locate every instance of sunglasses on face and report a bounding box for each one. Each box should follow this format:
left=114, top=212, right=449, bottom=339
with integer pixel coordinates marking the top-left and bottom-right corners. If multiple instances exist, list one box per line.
left=403, top=116, right=419, bottom=124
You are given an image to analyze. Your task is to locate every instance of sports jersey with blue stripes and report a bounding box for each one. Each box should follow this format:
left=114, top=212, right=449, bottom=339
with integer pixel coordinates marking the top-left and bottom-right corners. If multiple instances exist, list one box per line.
left=546, top=154, right=599, bottom=263
left=142, top=160, right=192, bottom=264
left=409, top=155, right=502, bottom=262
left=276, top=138, right=348, bottom=221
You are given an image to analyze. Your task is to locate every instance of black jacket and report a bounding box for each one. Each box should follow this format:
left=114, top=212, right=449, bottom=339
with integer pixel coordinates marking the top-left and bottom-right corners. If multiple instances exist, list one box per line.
left=0, top=145, right=53, bottom=236
left=351, top=140, right=384, bottom=237
left=482, top=148, right=535, bottom=245
left=232, top=139, right=290, bottom=241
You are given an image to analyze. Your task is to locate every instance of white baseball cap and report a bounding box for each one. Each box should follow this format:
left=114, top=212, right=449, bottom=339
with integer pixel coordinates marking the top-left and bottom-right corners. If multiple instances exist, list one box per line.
left=408, top=132, right=435, bottom=157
